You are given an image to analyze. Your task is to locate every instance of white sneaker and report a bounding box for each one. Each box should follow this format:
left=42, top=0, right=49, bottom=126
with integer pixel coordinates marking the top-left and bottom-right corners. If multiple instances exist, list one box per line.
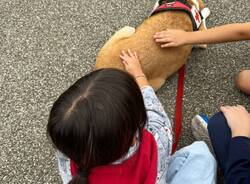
left=191, top=114, right=212, bottom=150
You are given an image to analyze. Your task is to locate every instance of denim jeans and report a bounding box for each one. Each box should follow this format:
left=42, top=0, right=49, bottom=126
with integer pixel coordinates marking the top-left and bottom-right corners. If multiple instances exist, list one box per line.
left=165, top=141, right=217, bottom=184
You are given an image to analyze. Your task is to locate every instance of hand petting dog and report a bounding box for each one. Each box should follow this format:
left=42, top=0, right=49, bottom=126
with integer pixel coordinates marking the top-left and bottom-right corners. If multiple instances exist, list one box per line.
left=154, top=29, right=188, bottom=47
left=120, top=50, right=149, bottom=88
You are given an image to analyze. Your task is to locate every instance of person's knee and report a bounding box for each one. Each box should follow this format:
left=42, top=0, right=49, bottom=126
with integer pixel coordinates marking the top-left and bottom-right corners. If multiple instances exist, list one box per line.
left=166, top=142, right=216, bottom=184
left=207, top=112, right=232, bottom=148
left=207, top=112, right=225, bottom=132
left=176, top=141, right=216, bottom=164
left=235, top=70, right=250, bottom=95
left=188, top=142, right=216, bottom=166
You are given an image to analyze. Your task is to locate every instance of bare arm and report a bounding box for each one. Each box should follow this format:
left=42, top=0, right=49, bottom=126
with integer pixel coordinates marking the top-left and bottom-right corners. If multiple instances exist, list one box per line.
left=154, top=22, right=250, bottom=47
left=187, top=23, right=250, bottom=44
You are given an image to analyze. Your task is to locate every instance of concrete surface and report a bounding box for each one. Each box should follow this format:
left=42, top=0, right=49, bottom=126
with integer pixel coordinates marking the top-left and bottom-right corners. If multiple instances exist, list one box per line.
left=0, top=0, right=249, bottom=183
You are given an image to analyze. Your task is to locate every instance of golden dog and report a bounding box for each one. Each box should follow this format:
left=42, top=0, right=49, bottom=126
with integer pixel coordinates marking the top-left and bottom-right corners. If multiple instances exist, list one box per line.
left=95, top=0, right=208, bottom=90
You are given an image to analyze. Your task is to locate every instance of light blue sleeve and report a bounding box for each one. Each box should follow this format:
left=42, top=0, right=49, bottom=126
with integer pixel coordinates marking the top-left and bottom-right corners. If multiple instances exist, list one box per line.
left=56, top=151, right=72, bottom=184
left=141, top=86, right=173, bottom=181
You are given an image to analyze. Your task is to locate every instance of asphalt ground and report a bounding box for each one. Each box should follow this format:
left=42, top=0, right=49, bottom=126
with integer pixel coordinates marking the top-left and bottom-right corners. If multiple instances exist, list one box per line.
left=0, top=0, right=249, bottom=183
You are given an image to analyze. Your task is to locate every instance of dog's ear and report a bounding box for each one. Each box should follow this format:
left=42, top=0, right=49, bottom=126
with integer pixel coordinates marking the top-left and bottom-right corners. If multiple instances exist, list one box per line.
left=196, top=0, right=205, bottom=10
left=187, top=0, right=205, bottom=11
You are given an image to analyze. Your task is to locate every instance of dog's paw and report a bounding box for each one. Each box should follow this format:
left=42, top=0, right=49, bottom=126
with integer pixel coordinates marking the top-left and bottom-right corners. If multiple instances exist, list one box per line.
left=194, top=44, right=208, bottom=49
left=201, top=7, right=211, bottom=19
left=114, top=26, right=135, bottom=39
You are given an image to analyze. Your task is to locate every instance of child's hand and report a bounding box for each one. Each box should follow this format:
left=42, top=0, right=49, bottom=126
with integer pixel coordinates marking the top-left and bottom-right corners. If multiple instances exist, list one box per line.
left=120, top=49, right=144, bottom=77
left=153, top=29, right=188, bottom=47
left=220, top=105, right=250, bottom=138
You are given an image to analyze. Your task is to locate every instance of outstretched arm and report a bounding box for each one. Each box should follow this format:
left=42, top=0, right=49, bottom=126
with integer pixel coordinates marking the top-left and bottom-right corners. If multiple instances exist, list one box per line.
left=153, top=22, right=250, bottom=47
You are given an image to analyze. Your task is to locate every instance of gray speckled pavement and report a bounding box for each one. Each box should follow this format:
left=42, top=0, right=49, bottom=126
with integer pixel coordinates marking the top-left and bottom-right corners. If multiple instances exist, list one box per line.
left=0, top=0, right=249, bottom=183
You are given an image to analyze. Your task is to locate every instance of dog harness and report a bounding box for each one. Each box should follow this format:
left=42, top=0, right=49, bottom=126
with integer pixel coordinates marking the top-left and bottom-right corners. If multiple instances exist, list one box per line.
left=151, top=0, right=203, bottom=31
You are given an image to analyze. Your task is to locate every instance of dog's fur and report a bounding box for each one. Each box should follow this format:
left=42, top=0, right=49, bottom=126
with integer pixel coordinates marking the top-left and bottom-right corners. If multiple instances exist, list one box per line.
left=95, top=0, right=207, bottom=90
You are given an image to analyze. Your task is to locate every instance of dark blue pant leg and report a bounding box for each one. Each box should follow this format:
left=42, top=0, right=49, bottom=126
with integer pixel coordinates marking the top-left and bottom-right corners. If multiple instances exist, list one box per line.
left=207, top=112, right=232, bottom=175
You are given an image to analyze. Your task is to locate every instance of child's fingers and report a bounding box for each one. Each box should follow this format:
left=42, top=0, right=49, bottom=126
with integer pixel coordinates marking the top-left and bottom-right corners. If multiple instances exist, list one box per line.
left=134, top=51, right=139, bottom=60
left=154, top=32, right=169, bottom=38
left=237, top=105, right=246, bottom=110
left=119, top=54, right=125, bottom=60
left=155, top=38, right=170, bottom=43
left=153, top=34, right=165, bottom=39
left=121, top=50, right=128, bottom=57
left=120, top=54, right=129, bottom=62
left=161, top=42, right=175, bottom=48
left=122, top=60, right=128, bottom=65
left=220, top=106, right=231, bottom=110
left=120, top=50, right=131, bottom=59
left=120, top=54, right=128, bottom=64
left=220, top=106, right=226, bottom=113
left=121, top=49, right=139, bottom=62
left=128, top=49, right=134, bottom=58
left=154, top=31, right=165, bottom=35
left=220, top=106, right=234, bottom=114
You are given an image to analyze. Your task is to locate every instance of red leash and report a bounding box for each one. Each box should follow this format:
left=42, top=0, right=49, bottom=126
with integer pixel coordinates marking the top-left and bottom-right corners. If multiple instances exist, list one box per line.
left=172, top=64, right=185, bottom=154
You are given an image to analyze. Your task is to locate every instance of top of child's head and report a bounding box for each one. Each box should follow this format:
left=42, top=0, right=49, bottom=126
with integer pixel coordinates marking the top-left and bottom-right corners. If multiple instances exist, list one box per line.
left=47, top=68, right=147, bottom=183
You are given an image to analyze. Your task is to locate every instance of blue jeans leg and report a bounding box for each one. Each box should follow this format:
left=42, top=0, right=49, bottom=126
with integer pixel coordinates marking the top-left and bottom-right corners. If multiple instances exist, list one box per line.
left=166, top=141, right=217, bottom=184
left=207, top=112, right=231, bottom=175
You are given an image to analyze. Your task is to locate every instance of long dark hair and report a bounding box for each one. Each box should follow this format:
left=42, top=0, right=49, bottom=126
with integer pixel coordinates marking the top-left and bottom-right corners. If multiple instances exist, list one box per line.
left=47, top=68, right=147, bottom=184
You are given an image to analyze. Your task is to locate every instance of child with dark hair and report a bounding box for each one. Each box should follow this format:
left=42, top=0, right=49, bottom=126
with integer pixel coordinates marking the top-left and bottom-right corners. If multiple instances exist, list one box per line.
left=47, top=50, right=216, bottom=184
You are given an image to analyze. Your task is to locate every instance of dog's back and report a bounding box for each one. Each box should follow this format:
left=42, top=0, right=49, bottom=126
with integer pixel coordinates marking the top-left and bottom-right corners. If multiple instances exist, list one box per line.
left=96, top=11, right=193, bottom=90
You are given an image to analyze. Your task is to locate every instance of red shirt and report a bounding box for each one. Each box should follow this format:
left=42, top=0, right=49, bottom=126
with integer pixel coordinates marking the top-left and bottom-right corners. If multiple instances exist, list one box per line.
left=70, top=129, right=158, bottom=184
